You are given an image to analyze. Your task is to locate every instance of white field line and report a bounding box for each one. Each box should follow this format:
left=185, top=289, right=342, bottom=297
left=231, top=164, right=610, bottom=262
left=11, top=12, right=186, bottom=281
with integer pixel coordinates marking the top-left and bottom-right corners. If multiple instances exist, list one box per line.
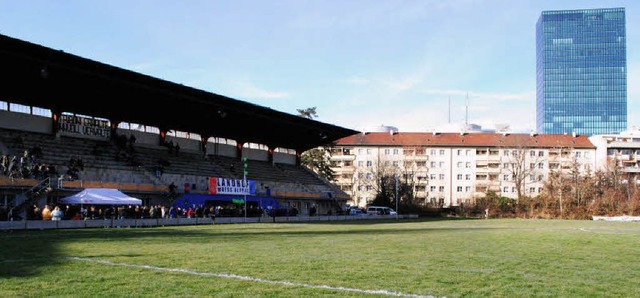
left=66, top=257, right=441, bottom=298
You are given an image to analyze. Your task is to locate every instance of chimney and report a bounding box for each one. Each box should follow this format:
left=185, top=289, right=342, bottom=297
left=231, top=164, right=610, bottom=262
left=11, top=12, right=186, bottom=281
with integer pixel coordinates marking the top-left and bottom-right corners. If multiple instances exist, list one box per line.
left=572, top=131, right=576, bottom=138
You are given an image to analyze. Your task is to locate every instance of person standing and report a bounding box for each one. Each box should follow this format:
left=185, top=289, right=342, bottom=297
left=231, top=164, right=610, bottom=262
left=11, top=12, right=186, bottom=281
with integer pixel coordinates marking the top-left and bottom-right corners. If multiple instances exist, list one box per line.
left=41, top=205, right=52, bottom=220
left=51, top=206, right=63, bottom=221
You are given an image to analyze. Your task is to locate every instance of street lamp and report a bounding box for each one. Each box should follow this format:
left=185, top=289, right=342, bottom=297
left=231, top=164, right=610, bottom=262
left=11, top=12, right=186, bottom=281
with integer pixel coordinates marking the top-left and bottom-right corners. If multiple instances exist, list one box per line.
left=395, top=173, right=399, bottom=220
left=243, top=157, right=248, bottom=221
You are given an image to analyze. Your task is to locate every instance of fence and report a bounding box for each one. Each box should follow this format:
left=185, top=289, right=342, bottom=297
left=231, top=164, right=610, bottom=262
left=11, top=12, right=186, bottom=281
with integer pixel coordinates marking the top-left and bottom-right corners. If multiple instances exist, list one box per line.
left=0, top=214, right=419, bottom=230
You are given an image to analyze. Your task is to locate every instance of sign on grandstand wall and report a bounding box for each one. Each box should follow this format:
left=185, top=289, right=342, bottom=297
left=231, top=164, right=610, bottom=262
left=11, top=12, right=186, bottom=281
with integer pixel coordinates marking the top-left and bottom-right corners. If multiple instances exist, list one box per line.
left=58, top=114, right=111, bottom=140
left=209, top=177, right=256, bottom=195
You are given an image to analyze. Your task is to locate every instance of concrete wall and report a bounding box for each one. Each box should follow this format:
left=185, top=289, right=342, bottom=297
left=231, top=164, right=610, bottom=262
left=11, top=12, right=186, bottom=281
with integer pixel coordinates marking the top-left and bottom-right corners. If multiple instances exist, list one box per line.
left=0, top=110, right=52, bottom=134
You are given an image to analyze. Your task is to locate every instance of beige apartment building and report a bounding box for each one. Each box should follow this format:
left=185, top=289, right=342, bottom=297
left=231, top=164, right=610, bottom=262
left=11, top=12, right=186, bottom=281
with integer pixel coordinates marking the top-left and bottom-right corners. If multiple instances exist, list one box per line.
left=589, top=127, right=640, bottom=184
left=329, top=129, right=596, bottom=208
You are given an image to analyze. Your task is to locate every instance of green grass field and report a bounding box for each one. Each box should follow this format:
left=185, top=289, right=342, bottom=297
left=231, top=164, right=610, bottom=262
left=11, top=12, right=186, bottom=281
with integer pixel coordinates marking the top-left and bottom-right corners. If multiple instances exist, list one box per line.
left=1, top=218, right=639, bottom=297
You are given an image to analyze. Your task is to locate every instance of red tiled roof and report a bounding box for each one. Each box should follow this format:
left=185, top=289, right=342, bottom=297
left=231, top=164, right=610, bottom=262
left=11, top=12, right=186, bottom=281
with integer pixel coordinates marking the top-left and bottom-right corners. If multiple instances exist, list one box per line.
left=334, top=132, right=595, bottom=149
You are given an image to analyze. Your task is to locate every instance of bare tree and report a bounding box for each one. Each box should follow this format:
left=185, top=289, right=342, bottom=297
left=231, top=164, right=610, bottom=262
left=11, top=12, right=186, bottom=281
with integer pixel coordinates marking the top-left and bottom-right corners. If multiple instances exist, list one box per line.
left=296, top=107, right=318, bottom=119
left=500, top=135, right=542, bottom=201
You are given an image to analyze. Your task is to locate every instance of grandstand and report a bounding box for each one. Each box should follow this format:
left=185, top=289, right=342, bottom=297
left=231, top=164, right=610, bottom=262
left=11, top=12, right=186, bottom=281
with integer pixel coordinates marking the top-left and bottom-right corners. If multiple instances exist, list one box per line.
left=0, top=33, right=358, bottom=222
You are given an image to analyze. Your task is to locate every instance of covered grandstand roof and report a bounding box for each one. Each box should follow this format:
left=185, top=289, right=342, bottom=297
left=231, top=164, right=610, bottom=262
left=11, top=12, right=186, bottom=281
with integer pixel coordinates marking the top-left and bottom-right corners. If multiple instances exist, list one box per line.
left=0, top=34, right=358, bottom=152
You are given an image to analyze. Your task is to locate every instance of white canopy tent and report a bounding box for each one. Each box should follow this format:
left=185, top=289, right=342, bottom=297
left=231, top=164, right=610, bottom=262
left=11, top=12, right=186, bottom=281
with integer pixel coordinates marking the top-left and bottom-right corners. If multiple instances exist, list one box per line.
left=58, top=188, right=142, bottom=205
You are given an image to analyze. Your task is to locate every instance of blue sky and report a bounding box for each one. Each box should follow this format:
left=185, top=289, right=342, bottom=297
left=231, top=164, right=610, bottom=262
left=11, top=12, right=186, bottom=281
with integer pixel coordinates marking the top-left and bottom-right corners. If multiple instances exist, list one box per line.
left=0, top=0, right=638, bottom=133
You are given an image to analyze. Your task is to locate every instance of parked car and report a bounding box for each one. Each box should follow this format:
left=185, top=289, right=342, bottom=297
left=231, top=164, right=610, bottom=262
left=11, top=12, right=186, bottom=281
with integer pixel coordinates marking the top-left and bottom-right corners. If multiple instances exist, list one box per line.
left=349, top=208, right=367, bottom=216
left=366, top=206, right=397, bottom=216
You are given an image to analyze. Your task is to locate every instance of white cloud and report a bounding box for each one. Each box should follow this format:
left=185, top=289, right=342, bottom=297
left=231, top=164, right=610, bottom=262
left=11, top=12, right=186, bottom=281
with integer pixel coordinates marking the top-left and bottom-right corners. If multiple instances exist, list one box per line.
left=231, top=82, right=289, bottom=100
left=383, top=76, right=422, bottom=92
left=127, top=62, right=157, bottom=73
left=344, top=77, right=370, bottom=85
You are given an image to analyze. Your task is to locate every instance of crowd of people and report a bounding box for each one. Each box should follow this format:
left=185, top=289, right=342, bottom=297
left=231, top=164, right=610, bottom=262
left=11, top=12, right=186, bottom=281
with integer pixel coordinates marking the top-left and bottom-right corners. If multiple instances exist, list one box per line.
left=1, top=149, right=57, bottom=180
left=20, top=203, right=242, bottom=221
left=0, top=148, right=85, bottom=182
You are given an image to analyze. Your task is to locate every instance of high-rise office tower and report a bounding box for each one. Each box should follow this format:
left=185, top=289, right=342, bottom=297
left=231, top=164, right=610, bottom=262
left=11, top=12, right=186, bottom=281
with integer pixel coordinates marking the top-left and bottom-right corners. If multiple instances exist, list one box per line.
left=536, top=8, right=627, bottom=136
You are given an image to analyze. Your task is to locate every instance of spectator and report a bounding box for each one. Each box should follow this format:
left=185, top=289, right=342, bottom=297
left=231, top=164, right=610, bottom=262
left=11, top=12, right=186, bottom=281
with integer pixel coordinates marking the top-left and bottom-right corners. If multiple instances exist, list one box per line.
left=51, top=206, right=64, bottom=221
left=41, top=205, right=52, bottom=220
left=168, top=182, right=177, bottom=195
left=0, top=153, right=7, bottom=175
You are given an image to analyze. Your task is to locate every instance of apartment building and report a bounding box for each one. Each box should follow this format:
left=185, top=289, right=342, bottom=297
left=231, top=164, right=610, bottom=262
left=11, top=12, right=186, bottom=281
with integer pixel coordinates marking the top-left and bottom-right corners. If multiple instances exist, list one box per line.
left=589, top=127, right=640, bottom=183
left=330, top=129, right=596, bottom=208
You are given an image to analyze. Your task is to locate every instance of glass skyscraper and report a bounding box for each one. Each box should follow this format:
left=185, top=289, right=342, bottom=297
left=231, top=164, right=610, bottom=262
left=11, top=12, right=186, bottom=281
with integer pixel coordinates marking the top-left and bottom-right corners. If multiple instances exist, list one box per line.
left=536, top=8, right=627, bottom=136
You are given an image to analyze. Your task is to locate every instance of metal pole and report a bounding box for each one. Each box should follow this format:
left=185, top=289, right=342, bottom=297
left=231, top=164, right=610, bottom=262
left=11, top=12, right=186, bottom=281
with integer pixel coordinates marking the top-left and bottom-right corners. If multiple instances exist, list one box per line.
left=244, top=171, right=247, bottom=222
left=395, top=174, right=399, bottom=220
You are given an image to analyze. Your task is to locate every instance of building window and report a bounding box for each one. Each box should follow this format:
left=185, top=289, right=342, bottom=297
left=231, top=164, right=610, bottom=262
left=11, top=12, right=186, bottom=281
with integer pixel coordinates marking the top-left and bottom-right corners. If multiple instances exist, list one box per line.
left=530, top=163, right=535, bottom=169
left=466, top=150, right=471, bottom=156
left=457, top=186, right=463, bottom=192
left=530, top=174, right=535, bottom=181
left=384, top=161, right=390, bottom=166
left=366, top=185, right=372, bottom=191
left=465, top=186, right=471, bottom=192
left=503, top=187, right=509, bottom=193
left=430, top=149, right=436, bottom=155
left=538, top=151, right=544, bottom=157
left=366, top=173, right=372, bottom=179
left=465, top=174, right=471, bottom=180
left=430, top=186, right=436, bottom=192
left=439, top=186, right=444, bottom=192
left=512, top=187, right=516, bottom=193
left=439, top=149, right=445, bottom=155
left=503, top=175, right=509, bottom=181
left=358, top=161, right=364, bottom=167
left=457, top=174, right=463, bottom=180
left=530, top=187, right=536, bottom=193
left=366, top=160, right=372, bottom=167
left=358, top=149, right=364, bottom=154
left=530, top=151, right=536, bottom=157
left=430, top=161, right=436, bottom=167
left=538, top=163, right=544, bottom=169
left=366, top=149, right=372, bottom=155
left=392, top=161, right=399, bottom=166
left=439, top=174, right=445, bottom=180
left=439, top=162, right=444, bottom=168
left=384, top=149, right=390, bottom=155
left=466, top=162, right=471, bottom=168
left=504, top=150, right=510, bottom=156
left=457, top=162, right=463, bottom=168
left=576, top=151, right=582, bottom=158
left=393, top=149, right=399, bottom=155
left=430, top=174, right=436, bottom=180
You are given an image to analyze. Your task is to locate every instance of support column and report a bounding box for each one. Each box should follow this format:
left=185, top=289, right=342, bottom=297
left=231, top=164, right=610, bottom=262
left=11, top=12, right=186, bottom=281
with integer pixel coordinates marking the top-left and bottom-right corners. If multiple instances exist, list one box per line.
left=159, top=129, right=168, bottom=146
left=200, top=135, right=210, bottom=156
left=51, top=110, right=61, bottom=136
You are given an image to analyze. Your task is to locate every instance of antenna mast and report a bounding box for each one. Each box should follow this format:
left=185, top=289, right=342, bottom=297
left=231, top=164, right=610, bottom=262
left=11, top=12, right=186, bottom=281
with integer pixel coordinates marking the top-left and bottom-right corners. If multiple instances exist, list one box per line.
left=448, top=96, right=451, bottom=124
left=465, top=92, right=469, bottom=127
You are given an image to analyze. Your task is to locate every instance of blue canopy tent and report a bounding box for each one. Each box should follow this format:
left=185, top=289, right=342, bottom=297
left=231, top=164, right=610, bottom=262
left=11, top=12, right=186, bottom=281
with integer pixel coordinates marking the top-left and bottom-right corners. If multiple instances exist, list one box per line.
left=172, top=193, right=279, bottom=210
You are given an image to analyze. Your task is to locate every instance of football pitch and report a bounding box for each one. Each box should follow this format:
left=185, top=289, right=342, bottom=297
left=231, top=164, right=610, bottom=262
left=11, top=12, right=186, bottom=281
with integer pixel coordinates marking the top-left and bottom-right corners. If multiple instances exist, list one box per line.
left=1, top=218, right=639, bottom=297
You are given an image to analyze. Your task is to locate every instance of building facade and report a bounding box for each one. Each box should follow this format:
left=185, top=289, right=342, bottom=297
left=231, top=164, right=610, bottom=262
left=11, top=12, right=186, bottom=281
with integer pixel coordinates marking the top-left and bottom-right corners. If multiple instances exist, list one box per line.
left=330, top=131, right=596, bottom=208
left=589, top=127, right=640, bottom=184
left=536, top=7, right=627, bottom=136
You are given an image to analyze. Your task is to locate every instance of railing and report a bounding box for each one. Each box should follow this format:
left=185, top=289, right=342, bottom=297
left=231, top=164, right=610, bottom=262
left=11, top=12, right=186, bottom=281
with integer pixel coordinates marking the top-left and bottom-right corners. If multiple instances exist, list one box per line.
left=0, top=214, right=419, bottom=230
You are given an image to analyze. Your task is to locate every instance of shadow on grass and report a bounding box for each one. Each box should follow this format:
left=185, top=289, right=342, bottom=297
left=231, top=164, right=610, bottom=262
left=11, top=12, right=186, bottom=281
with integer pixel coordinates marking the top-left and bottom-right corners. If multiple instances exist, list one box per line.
left=0, top=217, right=492, bottom=278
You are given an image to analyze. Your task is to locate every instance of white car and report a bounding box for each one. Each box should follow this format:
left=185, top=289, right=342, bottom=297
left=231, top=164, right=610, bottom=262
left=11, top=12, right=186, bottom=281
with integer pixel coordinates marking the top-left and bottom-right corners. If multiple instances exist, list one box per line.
left=366, top=206, right=397, bottom=216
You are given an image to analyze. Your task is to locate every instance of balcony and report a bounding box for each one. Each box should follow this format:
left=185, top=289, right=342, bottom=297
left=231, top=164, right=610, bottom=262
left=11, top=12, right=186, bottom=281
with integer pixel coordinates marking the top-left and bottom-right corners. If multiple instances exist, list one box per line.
left=331, top=154, right=356, bottom=161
